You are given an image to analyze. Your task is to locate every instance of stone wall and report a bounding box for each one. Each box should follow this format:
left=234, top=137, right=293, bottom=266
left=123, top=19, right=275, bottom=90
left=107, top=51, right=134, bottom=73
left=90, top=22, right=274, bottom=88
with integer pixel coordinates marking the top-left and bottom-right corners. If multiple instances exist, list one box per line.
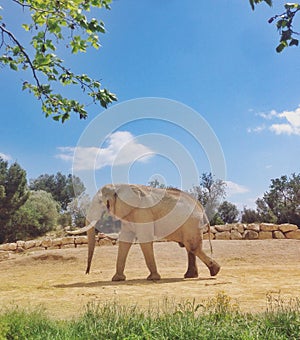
left=0, top=223, right=299, bottom=257
left=203, top=223, right=300, bottom=240
left=0, top=234, right=115, bottom=257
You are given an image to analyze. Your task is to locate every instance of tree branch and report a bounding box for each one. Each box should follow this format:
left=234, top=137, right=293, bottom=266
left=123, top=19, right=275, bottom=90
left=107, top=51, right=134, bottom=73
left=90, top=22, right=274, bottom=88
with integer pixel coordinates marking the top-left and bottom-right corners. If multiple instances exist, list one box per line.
left=0, top=24, right=42, bottom=90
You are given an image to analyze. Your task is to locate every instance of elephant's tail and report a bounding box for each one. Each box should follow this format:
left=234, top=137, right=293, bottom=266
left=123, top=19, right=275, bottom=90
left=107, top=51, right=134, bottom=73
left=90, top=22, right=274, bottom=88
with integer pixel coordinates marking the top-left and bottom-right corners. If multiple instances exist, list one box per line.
left=207, top=223, right=213, bottom=256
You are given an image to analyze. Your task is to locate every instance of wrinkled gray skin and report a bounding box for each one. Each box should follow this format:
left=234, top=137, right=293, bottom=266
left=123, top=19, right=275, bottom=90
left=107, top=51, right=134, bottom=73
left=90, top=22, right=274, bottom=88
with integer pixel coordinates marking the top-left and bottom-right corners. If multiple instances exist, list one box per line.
left=84, top=184, right=220, bottom=281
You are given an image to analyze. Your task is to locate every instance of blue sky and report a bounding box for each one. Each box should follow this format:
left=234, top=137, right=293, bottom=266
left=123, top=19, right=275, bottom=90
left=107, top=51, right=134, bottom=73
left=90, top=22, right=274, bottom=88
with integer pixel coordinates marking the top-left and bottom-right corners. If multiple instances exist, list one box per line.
left=1, top=0, right=300, bottom=210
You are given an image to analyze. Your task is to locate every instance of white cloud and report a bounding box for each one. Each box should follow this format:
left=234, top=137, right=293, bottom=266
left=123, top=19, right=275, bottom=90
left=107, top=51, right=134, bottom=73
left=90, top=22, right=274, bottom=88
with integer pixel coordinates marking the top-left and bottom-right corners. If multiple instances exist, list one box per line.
left=247, top=125, right=266, bottom=133
left=225, top=181, right=249, bottom=197
left=57, top=131, right=155, bottom=171
left=250, top=107, right=300, bottom=136
left=0, top=153, right=11, bottom=161
left=258, top=110, right=278, bottom=120
left=269, top=107, right=300, bottom=135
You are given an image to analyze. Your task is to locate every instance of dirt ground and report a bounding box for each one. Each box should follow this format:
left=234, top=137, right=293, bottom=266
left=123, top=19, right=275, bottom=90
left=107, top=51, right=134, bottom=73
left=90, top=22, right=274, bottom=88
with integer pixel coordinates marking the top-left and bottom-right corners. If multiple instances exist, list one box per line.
left=0, top=239, right=299, bottom=319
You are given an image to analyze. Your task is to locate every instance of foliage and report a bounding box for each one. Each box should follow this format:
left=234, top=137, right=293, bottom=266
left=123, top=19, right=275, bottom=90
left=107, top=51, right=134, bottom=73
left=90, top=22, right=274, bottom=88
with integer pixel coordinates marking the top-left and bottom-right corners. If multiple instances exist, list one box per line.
left=190, top=173, right=226, bottom=222
left=148, top=179, right=166, bottom=189
left=29, top=172, right=85, bottom=210
left=0, top=0, right=116, bottom=122
left=217, top=200, right=239, bottom=224
left=0, top=293, right=299, bottom=339
left=242, top=173, right=300, bottom=226
left=67, top=193, right=91, bottom=227
left=258, top=173, right=300, bottom=226
left=0, top=158, right=28, bottom=243
left=250, top=0, right=300, bottom=52
left=10, top=190, right=59, bottom=240
left=241, top=206, right=262, bottom=223
left=96, top=212, right=121, bottom=233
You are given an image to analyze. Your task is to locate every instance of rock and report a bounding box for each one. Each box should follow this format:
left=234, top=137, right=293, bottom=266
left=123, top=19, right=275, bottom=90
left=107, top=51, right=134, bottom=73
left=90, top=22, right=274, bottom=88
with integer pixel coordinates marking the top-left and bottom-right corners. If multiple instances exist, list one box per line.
left=279, top=224, right=298, bottom=233
left=230, top=230, right=243, bottom=240
left=74, top=236, right=88, bottom=245
left=260, top=223, right=278, bottom=232
left=243, top=230, right=259, bottom=240
left=35, top=240, right=42, bottom=247
left=210, top=226, right=217, bottom=234
left=203, top=233, right=215, bottom=240
left=24, top=240, right=36, bottom=249
left=203, top=224, right=209, bottom=233
left=232, top=224, right=245, bottom=233
left=0, top=243, right=11, bottom=251
left=246, top=224, right=260, bottom=232
left=98, top=239, right=114, bottom=246
left=16, top=240, right=25, bottom=249
left=273, top=231, right=286, bottom=239
left=8, top=243, right=17, bottom=251
left=258, top=231, right=273, bottom=239
left=285, top=230, right=300, bottom=239
left=41, top=238, right=52, bottom=249
left=215, top=225, right=232, bottom=232
left=215, top=231, right=231, bottom=240
left=0, top=244, right=6, bottom=251
left=61, top=237, right=75, bottom=246
left=52, top=238, right=63, bottom=248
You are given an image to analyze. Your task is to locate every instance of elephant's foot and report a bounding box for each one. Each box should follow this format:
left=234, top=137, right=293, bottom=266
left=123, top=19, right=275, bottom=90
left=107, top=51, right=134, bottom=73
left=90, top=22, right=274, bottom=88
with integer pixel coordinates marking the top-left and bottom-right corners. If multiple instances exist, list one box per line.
left=147, top=272, right=161, bottom=281
left=208, top=261, right=221, bottom=277
left=112, top=273, right=126, bottom=281
left=184, top=267, right=198, bottom=279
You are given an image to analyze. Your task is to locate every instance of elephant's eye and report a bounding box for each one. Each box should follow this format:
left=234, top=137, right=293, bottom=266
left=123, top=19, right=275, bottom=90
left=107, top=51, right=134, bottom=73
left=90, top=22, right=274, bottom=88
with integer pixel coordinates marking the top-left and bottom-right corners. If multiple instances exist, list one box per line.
left=106, top=200, right=110, bottom=210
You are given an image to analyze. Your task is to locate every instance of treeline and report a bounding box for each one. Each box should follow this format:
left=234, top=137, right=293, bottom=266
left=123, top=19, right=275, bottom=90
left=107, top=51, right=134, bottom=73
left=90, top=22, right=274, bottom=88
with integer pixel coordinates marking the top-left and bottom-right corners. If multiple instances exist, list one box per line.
left=151, top=172, right=300, bottom=227
left=0, top=158, right=89, bottom=243
left=1, top=158, right=299, bottom=244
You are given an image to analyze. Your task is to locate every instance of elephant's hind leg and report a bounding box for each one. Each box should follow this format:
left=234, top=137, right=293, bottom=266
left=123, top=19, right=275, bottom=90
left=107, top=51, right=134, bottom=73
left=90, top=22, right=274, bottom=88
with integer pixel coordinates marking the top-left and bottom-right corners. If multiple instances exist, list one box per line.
left=186, top=240, right=220, bottom=277
left=139, top=242, right=161, bottom=281
left=184, top=251, right=198, bottom=278
left=195, top=246, right=220, bottom=276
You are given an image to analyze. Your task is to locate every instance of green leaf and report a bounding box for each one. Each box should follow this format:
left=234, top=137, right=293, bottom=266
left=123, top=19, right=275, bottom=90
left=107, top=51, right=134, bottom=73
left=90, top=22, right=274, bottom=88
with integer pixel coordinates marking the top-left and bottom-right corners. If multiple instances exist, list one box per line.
left=9, top=62, right=18, bottom=71
left=289, top=38, right=299, bottom=46
left=22, top=24, right=30, bottom=31
left=276, top=41, right=287, bottom=53
left=284, top=3, right=300, bottom=10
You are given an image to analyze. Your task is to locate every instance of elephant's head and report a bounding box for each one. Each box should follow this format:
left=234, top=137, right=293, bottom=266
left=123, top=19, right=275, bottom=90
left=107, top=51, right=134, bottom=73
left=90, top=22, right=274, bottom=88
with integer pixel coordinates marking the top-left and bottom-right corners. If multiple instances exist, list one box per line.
left=101, top=184, right=146, bottom=220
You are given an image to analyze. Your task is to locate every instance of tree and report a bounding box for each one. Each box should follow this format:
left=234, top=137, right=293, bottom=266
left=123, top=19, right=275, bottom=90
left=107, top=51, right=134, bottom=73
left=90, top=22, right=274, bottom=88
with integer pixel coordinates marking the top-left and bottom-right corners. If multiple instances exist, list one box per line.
left=29, top=172, right=85, bottom=210
left=190, top=173, right=226, bottom=222
left=257, top=173, right=300, bottom=226
left=148, top=179, right=166, bottom=189
left=241, top=207, right=262, bottom=223
left=10, top=190, right=59, bottom=241
left=0, top=158, right=28, bottom=243
left=0, top=0, right=116, bottom=122
left=242, top=173, right=300, bottom=226
left=67, top=193, right=91, bottom=228
left=217, top=201, right=239, bottom=224
left=251, top=1, right=300, bottom=52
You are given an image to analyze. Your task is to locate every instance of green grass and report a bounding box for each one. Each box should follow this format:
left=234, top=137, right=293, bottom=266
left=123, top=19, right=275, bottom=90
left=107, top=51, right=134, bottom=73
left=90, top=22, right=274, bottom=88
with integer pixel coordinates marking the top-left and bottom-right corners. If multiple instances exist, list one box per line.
left=0, top=293, right=299, bottom=340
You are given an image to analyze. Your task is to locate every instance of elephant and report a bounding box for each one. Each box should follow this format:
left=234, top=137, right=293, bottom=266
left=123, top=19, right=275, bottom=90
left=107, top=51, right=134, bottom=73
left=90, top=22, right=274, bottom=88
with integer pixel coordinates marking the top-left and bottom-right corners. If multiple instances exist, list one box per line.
left=82, top=184, right=220, bottom=281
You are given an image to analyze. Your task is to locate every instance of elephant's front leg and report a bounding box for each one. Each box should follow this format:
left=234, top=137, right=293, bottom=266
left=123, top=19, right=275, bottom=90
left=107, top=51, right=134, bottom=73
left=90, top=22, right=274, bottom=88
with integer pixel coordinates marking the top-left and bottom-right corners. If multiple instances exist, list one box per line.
left=184, top=251, right=198, bottom=278
left=139, top=242, right=161, bottom=281
left=112, top=241, right=132, bottom=281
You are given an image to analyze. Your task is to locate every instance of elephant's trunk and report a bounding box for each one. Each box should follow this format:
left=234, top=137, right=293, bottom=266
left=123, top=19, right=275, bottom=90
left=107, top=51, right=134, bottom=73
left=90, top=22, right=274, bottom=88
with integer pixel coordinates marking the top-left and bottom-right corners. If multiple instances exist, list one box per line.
left=86, top=222, right=96, bottom=274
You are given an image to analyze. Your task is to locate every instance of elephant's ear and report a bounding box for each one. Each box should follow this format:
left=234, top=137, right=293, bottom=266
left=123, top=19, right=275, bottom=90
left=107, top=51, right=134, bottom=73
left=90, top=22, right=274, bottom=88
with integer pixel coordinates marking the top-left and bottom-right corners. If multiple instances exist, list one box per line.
left=115, top=184, right=143, bottom=208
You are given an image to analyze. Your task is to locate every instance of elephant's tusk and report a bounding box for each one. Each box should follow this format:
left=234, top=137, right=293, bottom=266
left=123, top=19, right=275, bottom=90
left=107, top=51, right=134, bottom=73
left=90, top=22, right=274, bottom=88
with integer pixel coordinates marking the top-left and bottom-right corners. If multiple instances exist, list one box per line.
left=66, top=220, right=97, bottom=235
